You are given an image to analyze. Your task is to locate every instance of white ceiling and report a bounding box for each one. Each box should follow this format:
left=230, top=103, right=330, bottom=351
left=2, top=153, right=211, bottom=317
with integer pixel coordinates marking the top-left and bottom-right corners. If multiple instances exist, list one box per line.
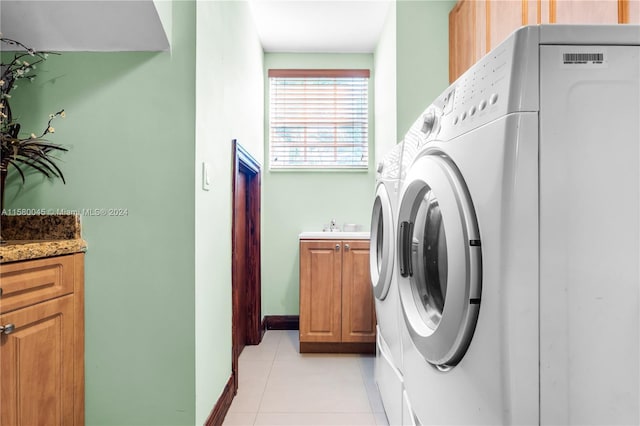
left=0, top=0, right=390, bottom=53
left=248, top=0, right=392, bottom=53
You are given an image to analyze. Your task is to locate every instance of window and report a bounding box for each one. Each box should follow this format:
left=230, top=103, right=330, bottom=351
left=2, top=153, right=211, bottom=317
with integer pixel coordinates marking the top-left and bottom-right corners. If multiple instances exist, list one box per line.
left=269, top=69, right=370, bottom=170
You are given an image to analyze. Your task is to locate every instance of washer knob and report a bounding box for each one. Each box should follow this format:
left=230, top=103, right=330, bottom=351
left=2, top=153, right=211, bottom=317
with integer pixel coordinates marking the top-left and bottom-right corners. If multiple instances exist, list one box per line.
left=421, top=110, right=436, bottom=134
left=421, top=108, right=441, bottom=138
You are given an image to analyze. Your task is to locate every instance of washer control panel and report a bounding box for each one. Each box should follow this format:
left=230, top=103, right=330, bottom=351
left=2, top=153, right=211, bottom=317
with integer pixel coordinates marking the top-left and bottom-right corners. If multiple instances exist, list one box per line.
left=441, top=45, right=510, bottom=136
left=407, top=26, right=539, bottom=144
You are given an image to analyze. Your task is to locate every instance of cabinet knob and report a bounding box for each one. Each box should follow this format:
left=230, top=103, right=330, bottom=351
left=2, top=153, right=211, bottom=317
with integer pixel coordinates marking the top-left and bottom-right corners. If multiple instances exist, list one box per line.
left=335, top=244, right=340, bottom=251
left=344, top=244, right=350, bottom=251
left=0, top=324, right=15, bottom=335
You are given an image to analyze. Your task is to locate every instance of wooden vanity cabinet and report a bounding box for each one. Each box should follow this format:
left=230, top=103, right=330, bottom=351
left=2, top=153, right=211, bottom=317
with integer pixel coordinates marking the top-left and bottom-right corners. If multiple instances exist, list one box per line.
left=299, top=239, right=376, bottom=353
left=0, top=254, right=84, bottom=426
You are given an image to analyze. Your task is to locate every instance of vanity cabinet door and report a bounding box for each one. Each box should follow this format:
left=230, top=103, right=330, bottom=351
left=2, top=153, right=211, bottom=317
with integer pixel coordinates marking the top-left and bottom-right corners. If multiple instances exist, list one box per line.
left=0, top=295, right=75, bottom=426
left=341, top=240, right=376, bottom=343
left=299, top=240, right=343, bottom=343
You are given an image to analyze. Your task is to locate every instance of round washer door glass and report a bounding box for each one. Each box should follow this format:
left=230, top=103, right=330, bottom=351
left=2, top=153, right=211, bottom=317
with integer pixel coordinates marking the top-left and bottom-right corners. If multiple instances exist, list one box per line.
left=397, top=153, right=482, bottom=369
left=411, top=187, right=448, bottom=330
left=370, top=183, right=394, bottom=300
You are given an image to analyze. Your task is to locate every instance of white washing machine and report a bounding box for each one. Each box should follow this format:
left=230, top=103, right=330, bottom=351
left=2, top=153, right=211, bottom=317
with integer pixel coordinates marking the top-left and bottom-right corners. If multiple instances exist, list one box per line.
left=371, top=142, right=404, bottom=425
left=397, top=25, right=640, bottom=425
left=396, top=105, right=444, bottom=426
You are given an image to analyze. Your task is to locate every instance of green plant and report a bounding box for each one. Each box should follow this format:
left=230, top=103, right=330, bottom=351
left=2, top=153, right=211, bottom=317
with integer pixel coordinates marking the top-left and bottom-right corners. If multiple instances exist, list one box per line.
left=0, top=37, right=67, bottom=212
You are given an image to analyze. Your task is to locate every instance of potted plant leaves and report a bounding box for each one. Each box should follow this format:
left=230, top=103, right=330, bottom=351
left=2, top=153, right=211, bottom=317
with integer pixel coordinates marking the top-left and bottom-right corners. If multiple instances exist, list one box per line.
left=1, top=37, right=67, bottom=213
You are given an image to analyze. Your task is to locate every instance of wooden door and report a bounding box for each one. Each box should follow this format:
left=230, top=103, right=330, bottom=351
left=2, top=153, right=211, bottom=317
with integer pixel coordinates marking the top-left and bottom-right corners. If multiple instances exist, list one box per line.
left=234, top=171, right=249, bottom=358
left=299, top=240, right=342, bottom=343
left=0, top=295, right=75, bottom=426
left=341, top=240, right=376, bottom=343
left=231, top=140, right=262, bottom=392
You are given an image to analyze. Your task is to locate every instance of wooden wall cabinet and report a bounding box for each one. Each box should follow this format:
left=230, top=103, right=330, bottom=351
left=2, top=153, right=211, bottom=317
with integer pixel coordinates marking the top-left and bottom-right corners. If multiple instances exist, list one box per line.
left=299, top=239, right=376, bottom=352
left=450, top=0, right=640, bottom=82
left=449, top=0, right=487, bottom=84
left=0, top=254, right=84, bottom=426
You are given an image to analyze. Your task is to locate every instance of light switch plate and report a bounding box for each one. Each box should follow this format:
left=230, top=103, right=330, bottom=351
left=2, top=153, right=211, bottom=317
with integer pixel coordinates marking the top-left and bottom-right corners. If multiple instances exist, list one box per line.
left=202, top=162, right=211, bottom=191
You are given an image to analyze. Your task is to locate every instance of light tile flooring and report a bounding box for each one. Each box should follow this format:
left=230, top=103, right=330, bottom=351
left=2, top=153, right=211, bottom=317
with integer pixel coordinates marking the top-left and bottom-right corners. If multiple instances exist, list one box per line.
left=223, top=330, right=389, bottom=426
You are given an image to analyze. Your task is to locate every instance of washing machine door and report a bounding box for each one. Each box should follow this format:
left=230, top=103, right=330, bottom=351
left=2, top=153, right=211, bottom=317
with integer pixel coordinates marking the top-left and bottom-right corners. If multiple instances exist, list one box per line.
left=370, top=182, right=395, bottom=299
left=397, top=152, right=482, bottom=369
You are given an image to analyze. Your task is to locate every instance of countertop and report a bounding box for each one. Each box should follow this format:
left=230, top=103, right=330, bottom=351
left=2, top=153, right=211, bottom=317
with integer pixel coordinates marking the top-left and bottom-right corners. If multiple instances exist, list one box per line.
left=299, top=231, right=370, bottom=240
left=1, top=239, right=88, bottom=263
left=1, top=214, right=87, bottom=264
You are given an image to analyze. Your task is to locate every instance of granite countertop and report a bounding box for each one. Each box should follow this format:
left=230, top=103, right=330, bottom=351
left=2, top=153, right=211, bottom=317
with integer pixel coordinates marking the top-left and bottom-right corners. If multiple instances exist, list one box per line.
left=1, top=214, right=87, bottom=264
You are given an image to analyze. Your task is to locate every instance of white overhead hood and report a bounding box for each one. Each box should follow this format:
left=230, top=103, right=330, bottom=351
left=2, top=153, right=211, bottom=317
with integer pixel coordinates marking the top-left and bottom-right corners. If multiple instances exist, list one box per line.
left=0, top=0, right=170, bottom=52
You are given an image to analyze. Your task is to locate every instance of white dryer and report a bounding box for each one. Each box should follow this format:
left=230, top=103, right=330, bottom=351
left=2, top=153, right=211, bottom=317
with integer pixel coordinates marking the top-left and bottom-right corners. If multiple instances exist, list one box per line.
left=397, top=25, right=640, bottom=425
left=371, top=142, right=404, bottom=425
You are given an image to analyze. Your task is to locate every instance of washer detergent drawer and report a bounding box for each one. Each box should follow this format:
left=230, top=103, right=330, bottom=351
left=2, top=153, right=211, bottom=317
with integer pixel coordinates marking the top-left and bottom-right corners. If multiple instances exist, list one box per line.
left=375, top=329, right=403, bottom=426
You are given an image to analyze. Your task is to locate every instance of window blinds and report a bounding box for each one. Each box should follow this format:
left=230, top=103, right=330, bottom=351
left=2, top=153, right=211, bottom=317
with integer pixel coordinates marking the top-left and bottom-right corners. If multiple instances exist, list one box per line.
left=269, top=69, right=369, bottom=169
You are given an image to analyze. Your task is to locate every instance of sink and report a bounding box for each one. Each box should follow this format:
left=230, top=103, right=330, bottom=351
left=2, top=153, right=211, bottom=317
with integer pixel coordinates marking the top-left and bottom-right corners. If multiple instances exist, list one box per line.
left=299, top=231, right=370, bottom=240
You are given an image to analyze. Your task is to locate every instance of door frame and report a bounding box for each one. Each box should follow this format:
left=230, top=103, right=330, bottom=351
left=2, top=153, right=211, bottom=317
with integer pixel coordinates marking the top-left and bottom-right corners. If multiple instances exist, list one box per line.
left=231, top=139, right=262, bottom=392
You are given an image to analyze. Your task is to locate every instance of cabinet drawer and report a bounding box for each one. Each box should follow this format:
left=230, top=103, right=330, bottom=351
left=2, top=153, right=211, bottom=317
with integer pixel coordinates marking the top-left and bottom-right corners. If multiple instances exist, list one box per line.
left=0, top=255, right=75, bottom=314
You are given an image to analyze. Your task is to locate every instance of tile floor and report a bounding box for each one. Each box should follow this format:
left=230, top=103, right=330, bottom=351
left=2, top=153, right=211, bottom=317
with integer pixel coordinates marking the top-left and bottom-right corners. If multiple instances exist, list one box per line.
left=223, top=330, right=389, bottom=426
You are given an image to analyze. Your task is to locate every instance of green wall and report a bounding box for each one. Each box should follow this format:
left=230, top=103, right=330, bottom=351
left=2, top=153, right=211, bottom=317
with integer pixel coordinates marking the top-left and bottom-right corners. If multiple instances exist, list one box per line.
left=5, top=1, right=265, bottom=423
left=373, top=0, right=456, bottom=167
left=374, top=0, right=398, bottom=160
left=4, top=3, right=197, bottom=424
left=262, top=53, right=376, bottom=316
left=194, top=1, right=264, bottom=423
left=2, top=0, right=456, bottom=421
left=396, top=0, right=456, bottom=139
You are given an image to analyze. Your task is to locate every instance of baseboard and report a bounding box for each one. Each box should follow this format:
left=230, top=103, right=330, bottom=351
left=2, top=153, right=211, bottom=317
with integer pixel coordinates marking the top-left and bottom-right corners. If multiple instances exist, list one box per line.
left=205, top=375, right=235, bottom=426
left=300, top=341, right=375, bottom=354
left=262, top=315, right=299, bottom=330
